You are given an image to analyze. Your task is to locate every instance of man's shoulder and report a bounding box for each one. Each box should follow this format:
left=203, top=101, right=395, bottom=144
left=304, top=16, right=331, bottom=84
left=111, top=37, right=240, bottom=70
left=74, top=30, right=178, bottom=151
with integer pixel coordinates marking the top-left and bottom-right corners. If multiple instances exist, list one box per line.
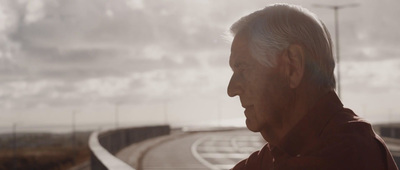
left=323, top=108, right=374, bottom=138
left=231, top=144, right=272, bottom=170
left=317, top=108, right=390, bottom=169
left=320, top=108, right=380, bottom=150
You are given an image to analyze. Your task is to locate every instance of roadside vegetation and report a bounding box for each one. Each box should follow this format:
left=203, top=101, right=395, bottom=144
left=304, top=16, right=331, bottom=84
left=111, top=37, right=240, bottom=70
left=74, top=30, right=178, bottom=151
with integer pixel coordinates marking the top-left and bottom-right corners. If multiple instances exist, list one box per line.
left=0, top=131, right=91, bottom=170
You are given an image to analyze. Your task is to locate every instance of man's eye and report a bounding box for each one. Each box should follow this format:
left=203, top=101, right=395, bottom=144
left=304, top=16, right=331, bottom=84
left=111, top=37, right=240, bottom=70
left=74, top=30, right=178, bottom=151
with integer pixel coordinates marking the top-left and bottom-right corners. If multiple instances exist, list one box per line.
left=234, top=63, right=245, bottom=70
left=234, top=63, right=240, bottom=68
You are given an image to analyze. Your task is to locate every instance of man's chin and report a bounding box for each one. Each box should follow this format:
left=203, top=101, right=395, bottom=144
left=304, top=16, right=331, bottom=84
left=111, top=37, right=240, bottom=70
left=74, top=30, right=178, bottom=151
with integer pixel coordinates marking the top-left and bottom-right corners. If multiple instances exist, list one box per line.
left=246, top=120, right=261, bottom=132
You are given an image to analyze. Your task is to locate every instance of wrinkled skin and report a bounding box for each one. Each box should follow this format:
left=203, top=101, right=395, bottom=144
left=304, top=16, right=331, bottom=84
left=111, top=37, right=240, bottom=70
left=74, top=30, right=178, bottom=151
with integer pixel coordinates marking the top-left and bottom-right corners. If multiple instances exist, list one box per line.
left=227, top=31, right=294, bottom=133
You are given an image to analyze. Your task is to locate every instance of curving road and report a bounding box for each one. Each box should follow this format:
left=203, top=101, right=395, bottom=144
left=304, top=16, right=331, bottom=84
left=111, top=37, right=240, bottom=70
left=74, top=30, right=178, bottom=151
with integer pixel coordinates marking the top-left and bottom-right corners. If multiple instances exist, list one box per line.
left=119, top=128, right=400, bottom=170
left=141, top=129, right=265, bottom=170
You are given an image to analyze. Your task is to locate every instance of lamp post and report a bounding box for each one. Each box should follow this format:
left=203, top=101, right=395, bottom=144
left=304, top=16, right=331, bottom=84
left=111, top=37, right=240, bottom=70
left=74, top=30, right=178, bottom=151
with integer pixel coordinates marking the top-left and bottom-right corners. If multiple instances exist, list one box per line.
left=72, top=110, right=76, bottom=147
left=218, top=98, right=222, bottom=127
left=115, top=103, right=119, bottom=129
left=313, top=3, right=359, bottom=98
left=13, top=123, right=17, bottom=169
left=163, top=100, right=168, bottom=125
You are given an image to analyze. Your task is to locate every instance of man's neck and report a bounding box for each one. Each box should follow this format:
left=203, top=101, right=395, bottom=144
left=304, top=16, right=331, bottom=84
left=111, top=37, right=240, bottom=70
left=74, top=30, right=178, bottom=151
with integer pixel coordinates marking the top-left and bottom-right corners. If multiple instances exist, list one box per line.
left=259, top=86, right=329, bottom=146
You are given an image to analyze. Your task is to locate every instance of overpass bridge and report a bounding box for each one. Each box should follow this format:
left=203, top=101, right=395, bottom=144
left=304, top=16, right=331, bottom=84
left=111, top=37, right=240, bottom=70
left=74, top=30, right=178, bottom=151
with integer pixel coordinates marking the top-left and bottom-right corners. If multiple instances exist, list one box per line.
left=87, top=124, right=400, bottom=170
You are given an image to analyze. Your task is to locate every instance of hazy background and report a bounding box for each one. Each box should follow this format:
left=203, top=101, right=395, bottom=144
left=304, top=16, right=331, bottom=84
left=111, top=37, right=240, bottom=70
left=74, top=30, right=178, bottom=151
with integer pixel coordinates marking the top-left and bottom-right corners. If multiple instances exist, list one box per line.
left=1, top=0, right=399, bottom=133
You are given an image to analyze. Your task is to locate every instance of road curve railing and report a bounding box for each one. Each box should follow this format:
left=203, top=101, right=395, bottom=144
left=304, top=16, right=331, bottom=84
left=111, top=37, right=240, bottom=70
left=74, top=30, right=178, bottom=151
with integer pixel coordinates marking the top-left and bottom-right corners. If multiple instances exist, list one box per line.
left=89, top=125, right=170, bottom=170
left=374, top=123, right=400, bottom=139
left=374, top=123, right=400, bottom=166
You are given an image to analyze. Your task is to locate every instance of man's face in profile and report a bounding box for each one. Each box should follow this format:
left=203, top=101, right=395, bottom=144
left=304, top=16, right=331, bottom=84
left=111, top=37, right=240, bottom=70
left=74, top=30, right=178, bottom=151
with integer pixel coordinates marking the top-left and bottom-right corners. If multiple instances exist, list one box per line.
left=228, top=32, right=292, bottom=132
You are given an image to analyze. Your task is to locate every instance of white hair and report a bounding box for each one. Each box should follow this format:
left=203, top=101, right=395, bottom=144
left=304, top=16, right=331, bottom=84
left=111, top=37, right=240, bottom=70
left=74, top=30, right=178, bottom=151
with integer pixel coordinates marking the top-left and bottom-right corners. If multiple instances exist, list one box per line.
left=230, top=3, right=336, bottom=90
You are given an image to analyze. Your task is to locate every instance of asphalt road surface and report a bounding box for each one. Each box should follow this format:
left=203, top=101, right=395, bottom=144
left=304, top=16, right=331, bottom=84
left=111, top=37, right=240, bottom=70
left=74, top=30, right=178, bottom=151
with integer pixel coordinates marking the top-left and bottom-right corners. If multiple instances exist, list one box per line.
left=122, top=129, right=400, bottom=170
left=141, top=129, right=265, bottom=170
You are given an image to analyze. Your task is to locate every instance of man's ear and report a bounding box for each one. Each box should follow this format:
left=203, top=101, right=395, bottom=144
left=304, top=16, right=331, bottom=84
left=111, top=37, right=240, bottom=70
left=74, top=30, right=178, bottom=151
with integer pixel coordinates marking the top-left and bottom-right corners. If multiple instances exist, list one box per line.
left=285, top=44, right=305, bottom=88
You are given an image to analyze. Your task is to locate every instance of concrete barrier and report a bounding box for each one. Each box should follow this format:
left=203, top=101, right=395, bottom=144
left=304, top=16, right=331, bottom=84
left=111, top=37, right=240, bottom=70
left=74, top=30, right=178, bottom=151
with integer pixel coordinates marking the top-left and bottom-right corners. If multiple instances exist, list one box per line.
left=373, top=123, right=400, bottom=167
left=373, top=123, right=400, bottom=139
left=89, top=125, right=170, bottom=170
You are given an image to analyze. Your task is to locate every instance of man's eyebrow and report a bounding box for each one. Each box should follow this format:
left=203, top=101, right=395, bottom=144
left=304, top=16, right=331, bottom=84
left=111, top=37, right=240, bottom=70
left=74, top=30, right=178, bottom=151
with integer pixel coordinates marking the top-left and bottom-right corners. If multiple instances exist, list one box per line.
left=229, top=58, right=237, bottom=70
left=230, top=60, right=249, bottom=71
left=228, top=53, right=237, bottom=68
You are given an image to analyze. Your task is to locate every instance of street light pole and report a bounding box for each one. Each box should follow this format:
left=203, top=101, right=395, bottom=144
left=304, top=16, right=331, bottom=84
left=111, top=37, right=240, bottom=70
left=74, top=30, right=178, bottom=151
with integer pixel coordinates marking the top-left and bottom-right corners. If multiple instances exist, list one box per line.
left=72, top=110, right=76, bottom=147
left=163, top=100, right=168, bottom=125
left=115, top=103, right=120, bottom=129
left=13, top=123, right=17, bottom=169
left=313, top=3, right=359, bottom=99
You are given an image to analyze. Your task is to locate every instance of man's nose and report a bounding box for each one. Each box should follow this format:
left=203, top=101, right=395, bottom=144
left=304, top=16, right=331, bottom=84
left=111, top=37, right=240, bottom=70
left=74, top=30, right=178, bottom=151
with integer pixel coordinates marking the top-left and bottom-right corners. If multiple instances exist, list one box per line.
left=227, top=74, right=243, bottom=97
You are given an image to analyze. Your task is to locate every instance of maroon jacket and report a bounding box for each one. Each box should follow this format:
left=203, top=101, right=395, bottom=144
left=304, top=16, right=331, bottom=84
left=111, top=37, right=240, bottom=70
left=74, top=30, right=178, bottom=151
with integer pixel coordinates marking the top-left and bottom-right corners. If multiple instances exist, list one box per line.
left=232, top=91, right=398, bottom=170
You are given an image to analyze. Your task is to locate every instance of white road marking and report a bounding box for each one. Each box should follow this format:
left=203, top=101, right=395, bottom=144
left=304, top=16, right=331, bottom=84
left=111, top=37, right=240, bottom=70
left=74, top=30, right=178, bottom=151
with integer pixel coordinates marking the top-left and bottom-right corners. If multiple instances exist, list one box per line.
left=191, top=134, right=264, bottom=170
left=200, top=153, right=250, bottom=159
left=191, top=136, right=221, bottom=170
left=197, top=146, right=237, bottom=153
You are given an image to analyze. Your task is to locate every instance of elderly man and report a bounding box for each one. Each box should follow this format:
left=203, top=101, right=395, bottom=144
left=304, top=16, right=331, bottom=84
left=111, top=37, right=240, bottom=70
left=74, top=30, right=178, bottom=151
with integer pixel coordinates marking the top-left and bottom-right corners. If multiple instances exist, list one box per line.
left=227, top=4, right=397, bottom=170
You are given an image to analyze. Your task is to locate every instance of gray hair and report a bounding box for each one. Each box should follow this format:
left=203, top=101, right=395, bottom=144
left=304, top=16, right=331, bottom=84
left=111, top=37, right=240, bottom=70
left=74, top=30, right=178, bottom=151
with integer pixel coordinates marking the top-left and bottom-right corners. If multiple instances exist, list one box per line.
left=230, top=3, right=336, bottom=90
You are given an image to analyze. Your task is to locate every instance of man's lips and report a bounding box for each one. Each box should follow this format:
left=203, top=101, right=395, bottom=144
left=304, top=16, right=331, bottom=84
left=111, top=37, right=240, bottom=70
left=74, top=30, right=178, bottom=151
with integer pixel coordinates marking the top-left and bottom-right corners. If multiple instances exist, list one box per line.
left=242, top=104, right=253, bottom=109
left=243, top=105, right=254, bottom=116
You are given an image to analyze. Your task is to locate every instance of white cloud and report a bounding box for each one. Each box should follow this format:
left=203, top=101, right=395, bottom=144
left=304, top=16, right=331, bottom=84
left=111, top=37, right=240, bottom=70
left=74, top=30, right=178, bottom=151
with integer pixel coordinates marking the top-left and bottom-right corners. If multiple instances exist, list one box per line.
left=77, top=77, right=133, bottom=97
left=126, top=0, right=144, bottom=10
left=105, top=9, right=114, bottom=18
left=342, top=59, right=400, bottom=93
left=1, top=0, right=400, bottom=127
left=24, top=0, right=46, bottom=24
left=0, top=6, right=8, bottom=33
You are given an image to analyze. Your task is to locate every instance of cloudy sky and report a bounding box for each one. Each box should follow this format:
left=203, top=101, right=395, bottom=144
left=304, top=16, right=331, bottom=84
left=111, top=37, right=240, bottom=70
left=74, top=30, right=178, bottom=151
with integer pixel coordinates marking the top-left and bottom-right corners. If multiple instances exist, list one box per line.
left=0, top=0, right=399, bottom=131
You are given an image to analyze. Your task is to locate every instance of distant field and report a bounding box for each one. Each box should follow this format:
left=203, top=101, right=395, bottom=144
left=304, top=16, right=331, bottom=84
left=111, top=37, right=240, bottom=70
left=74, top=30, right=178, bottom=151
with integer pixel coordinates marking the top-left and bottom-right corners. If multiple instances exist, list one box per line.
left=0, top=131, right=91, bottom=170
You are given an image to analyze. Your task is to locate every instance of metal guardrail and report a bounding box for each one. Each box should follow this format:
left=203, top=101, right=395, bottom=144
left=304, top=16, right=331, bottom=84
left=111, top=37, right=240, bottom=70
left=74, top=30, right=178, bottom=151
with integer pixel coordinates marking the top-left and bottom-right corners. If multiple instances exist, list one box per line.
left=89, top=125, right=170, bottom=170
left=89, top=131, right=134, bottom=170
left=88, top=124, right=396, bottom=169
left=374, top=124, right=400, bottom=139
left=373, top=124, right=400, bottom=167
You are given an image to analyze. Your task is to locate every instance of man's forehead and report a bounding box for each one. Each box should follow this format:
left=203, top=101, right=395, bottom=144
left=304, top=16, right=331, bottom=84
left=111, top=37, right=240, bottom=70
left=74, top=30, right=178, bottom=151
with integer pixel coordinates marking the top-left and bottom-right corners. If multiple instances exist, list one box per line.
left=231, top=31, right=250, bottom=52
left=230, top=34, right=250, bottom=67
left=230, top=33, right=250, bottom=62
